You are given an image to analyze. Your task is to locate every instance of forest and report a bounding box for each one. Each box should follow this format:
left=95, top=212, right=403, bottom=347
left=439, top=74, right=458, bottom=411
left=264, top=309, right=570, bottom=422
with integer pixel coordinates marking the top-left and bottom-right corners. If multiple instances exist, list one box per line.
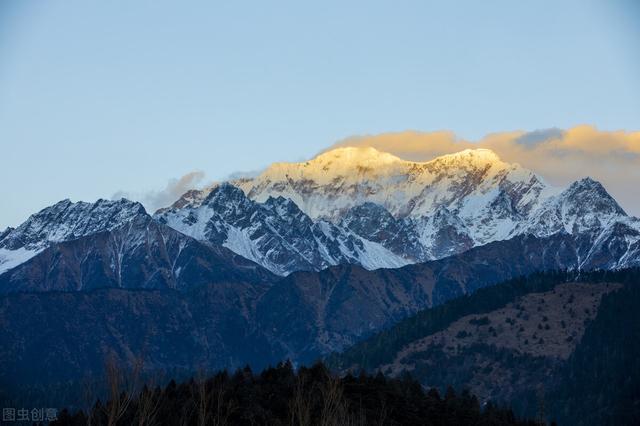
left=51, top=361, right=540, bottom=426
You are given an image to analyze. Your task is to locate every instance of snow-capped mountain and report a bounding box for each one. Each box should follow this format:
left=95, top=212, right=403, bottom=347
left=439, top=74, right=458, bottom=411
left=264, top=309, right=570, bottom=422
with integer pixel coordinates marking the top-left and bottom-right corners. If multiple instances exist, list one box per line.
left=516, top=177, right=629, bottom=237
left=154, top=183, right=408, bottom=276
left=163, top=147, right=639, bottom=274
left=234, top=147, right=551, bottom=226
left=0, top=198, right=147, bottom=274
left=0, top=199, right=275, bottom=293
left=2, top=147, right=638, bottom=278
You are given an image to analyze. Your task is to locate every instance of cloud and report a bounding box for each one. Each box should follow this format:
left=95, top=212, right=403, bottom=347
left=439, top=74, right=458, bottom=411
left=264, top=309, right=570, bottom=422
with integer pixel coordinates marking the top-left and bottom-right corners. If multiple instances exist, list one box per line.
left=330, top=125, right=640, bottom=215
left=514, top=128, right=565, bottom=146
left=225, top=169, right=264, bottom=180
left=113, top=171, right=206, bottom=213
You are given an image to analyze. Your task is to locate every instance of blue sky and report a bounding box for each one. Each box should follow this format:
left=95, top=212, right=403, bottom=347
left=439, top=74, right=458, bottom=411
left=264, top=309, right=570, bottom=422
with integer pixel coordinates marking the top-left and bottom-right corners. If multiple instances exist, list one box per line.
left=1, top=0, right=639, bottom=227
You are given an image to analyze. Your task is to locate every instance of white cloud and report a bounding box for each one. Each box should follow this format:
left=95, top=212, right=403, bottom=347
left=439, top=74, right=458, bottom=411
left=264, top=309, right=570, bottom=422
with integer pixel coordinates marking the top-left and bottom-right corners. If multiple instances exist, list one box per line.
left=113, top=171, right=206, bottom=213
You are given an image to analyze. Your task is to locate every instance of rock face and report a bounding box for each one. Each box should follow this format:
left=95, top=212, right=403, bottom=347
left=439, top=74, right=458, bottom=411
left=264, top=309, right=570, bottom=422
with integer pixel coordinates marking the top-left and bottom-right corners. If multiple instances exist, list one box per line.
left=158, top=147, right=640, bottom=275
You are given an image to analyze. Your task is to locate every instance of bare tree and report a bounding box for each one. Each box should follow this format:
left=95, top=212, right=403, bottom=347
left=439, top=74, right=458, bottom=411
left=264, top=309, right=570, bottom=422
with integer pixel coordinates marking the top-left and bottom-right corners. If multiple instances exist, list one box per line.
left=195, top=371, right=210, bottom=426
left=536, top=385, right=547, bottom=426
left=212, top=381, right=236, bottom=426
left=134, top=385, right=161, bottom=426
left=102, top=353, right=143, bottom=426
left=374, top=397, right=388, bottom=426
left=82, top=376, right=98, bottom=426
left=194, top=370, right=236, bottom=426
left=289, top=374, right=312, bottom=426
left=319, top=374, right=349, bottom=426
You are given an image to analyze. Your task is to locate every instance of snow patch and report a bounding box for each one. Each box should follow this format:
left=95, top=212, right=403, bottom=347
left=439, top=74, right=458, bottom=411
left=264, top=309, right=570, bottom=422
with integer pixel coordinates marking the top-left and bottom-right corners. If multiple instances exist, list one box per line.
left=0, top=247, right=40, bottom=275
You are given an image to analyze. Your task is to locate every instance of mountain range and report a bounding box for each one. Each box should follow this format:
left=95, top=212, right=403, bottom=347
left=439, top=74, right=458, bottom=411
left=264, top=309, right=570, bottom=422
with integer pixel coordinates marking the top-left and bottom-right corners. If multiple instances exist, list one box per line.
left=1, top=146, right=639, bottom=410
left=4, top=146, right=629, bottom=280
left=159, top=147, right=640, bottom=274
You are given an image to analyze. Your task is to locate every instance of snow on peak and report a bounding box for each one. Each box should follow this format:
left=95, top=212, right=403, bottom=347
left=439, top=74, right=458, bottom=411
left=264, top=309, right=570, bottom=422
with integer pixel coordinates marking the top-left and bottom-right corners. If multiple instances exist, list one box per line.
left=154, top=183, right=409, bottom=275
left=248, top=147, right=507, bottom=190
left=564, top=177, right=625, bottom=214
left=233, top=147, right=539, bottom=223
left=251, top=146, right=406, bottom=188
left=0, top=197, right=148, bottom=251
left=0, top=198, right=148, bottom=275
left=150, top=144, right=636, bottom=276
left=430, top=148, right=503, bottom=166
left=511, top=175, right=630, bottom=239
left=312, top=146, right=404, bottom=167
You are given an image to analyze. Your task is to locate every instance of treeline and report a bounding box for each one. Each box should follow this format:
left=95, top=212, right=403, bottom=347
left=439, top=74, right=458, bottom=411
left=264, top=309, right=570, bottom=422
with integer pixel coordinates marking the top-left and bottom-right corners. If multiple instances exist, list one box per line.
left=52, top=361, right=538, bottom=426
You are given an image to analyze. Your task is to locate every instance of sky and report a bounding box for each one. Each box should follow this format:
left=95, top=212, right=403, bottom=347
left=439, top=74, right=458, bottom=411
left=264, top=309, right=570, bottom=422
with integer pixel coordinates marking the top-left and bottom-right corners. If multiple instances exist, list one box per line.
left=0, top=0, right=639, bottom=227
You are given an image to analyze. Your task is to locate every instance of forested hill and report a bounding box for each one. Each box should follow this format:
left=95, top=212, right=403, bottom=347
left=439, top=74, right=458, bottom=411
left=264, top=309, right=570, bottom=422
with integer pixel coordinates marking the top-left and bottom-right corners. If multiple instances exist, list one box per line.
left=326, top=269, right=640, bottom=425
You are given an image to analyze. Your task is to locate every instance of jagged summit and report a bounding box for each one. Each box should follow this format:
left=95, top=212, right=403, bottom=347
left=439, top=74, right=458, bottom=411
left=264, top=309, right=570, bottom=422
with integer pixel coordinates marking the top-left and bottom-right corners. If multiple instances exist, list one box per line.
left=565, top=177, right=626, bottom=215
left=0, top=197, right=149, bottom=274
left=0, top=198, right=147, bottom=250
left=154, top=181, right=409, bottom=276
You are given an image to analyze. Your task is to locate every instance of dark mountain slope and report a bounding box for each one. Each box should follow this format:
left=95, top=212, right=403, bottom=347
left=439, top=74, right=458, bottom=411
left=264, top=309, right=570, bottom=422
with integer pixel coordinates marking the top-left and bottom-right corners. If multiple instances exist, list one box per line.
left=257, top=234, right=587, bottom=361
left=0, top=282, right=280, bottom=395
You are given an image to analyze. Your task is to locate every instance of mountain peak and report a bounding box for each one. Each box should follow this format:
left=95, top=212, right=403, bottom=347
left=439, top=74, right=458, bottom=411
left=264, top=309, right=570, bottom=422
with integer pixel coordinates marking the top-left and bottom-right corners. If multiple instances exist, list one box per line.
left=0, top=198, right=148, bottom=252
left=570, top=176, right=605, bottom=192
left=0, top=198, right=150, bottom=275
left=562, top=177, right=626, bottom=216
left=257, top=146, right=405, bottom=184
left=312, top=146, right=403, bottom=166
left=429, top=148, right=505, bottom=168
left=203, top=182, right=250, bottom=206
left=292, top=147, right=505, bottom=173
